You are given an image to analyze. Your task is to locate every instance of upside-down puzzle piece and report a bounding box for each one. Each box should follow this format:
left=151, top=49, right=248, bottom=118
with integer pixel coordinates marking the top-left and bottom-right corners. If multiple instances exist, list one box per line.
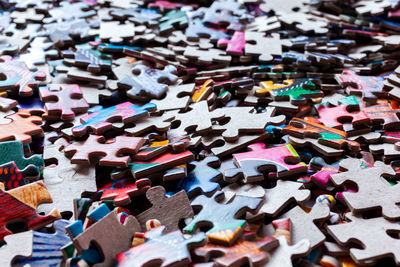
left=258, top=78, right=322, bottom=105
left=64, top=135, right=144, bottom=167
left=335, top=69, right=385, bottom=103
left=39, top=84, right=89, bottom=121
left=183, top=192, right=263, bottom=245
left=0, top=181, right=61, bottom=240
left=39, top=138, right=96, bottom=216
left=117, top=225, right=206, bottom=267
left=72, top=102, right=156, bottom=136
left=185, top=19, right=229, bottom=42
left=167, top=100, right=225, bottom=138
left=245, top=32, right=283, bottom=62
left=213, top=106, right=285, bottom=141
left=96, top=21, right=145, bottom=44
left=224, top=143, right=307, bottom=183
left=137, top=186, right=193, bottom=233
left=150, top=83, right=195, bottom=111
left=244, top=180, right=310, bottom=218
left=124, top=112, right=175, bottom=137
left=328, top=212, right=400, bottom=265
left=118, top=64, right=178, bottom=100
left=98, top=177, right=151, bottom=206
left=13, top=219, right=71, bottom=266
left=194, top=236, right=279, bottom=267
left=330, top=158, right=400, bottom=219
left=71, top=208, right=141, bottom=267
left=261, top=201, right=330, bottom=249
left=370, top=142, right=400, bottom=162
left=0, top=140, right=43, bottom=171
left=268, top=218, right=311, bottom=267
left=0, top=231, right=33, bottom=266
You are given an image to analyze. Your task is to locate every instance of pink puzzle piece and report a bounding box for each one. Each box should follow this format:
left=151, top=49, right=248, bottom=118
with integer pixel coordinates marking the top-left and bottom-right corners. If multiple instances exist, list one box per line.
left=316, top=105, right=370, bottom=129
left=224, top=143, right=307, bottom=183
left=39, top=84, right=89, bottom=121
left=217, top=31, right=245, bottom=56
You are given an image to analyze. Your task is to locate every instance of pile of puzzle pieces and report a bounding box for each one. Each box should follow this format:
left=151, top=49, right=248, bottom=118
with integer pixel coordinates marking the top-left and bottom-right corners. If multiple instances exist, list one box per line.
left=4, top=0, right=400, bottom=266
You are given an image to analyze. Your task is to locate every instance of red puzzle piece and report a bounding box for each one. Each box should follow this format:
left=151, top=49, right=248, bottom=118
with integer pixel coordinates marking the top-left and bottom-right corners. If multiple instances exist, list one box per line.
left=39, top=84, right=89, bottom=121
left=0, top=181, right=61, bottom=240
left=64, top=135, right=145, bottom=167
left=98, top=177, right=151, bottom=206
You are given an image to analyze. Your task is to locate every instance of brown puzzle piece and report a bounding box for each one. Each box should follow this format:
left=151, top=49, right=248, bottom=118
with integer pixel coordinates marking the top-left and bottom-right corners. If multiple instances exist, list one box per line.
left=137, top=186, right=194, bottom=233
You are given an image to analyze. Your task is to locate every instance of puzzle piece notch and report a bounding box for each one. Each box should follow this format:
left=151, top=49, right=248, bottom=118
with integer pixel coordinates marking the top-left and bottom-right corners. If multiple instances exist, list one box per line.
left=99, top=177, right=151, bottom=206
left=72, top=102, right=156, bottom=137
left=194, top=236, right=279, bottom=267
left=39, top=84, right=89, bottom=121
left=327, top=213, right=400, bottom=265
left=117, top=225, right=206, bottom=267
left=137, top=186, right=194, bottom=233
left=330, top=158, right=400, bottom=219
left=184, top=192, right=263, bottom=245
left=0, top=181, right=61, bottom=240
left=64, top=135, right=145, bottom=167
left=118, top=63, right=178, bottom=101
left=39, top=138, right=97, bottom=216
left=224, top=143, right=307, bottom=183
left=213, top=106, right=285, bottom=141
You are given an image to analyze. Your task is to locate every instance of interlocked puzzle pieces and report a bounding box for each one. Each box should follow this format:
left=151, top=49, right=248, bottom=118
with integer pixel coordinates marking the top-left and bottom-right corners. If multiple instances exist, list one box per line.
left=39, top=84, right=89, bottom=121
left=72, top=102, right=156, bottom=136
left=224, top=143, right=307, bottom=183
left=64, top=135, right=145, bottom=167
left=184, top=192, right=263, bottom=245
